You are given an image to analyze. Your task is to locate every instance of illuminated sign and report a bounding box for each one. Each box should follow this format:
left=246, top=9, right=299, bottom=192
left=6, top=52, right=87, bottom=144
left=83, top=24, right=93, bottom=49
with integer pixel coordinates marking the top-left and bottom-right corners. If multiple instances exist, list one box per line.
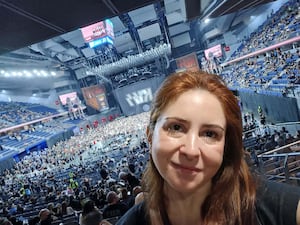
left=204, top=44, right=223, bottom=59
left=59, top=92, right=78, bottom=105
left=176, top=52, right=199, bottom=72
left=88, top=36, right=114, bottom=48
left=125, top=88, right=153, bottom=107
left=113, top=76, right=164, bottom=116
left=81, top=85, right=109, bottom=111
left=81, top=19, right=114, bottom=43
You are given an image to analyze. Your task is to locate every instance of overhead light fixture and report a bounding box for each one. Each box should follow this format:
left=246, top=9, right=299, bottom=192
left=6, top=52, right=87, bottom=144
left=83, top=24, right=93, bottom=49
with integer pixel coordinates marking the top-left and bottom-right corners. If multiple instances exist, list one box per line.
left=0, top=69, right=57, bottom=78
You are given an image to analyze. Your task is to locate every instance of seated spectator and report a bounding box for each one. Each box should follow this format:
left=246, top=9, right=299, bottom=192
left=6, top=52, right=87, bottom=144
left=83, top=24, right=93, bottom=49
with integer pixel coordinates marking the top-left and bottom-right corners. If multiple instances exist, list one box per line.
left=118, top=187, right=134, bottom=209
left=79, top=199, right=97, bottom=225
left=119, top=170, right=140, bottom=192
left=61, top=201, right=75, bottom=216
left=38, top=209, right=52, bottom=225
left=102, top=191, right=128, bottom=220
left=81, top=209, right=111, bottom=225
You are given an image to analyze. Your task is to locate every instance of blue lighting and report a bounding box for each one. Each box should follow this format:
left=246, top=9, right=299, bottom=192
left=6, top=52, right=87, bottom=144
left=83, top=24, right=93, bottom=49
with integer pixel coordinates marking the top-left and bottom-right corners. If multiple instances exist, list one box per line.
left=105, top=19, right=113, bottom=27
left=88, top=36, right=114, bottom=48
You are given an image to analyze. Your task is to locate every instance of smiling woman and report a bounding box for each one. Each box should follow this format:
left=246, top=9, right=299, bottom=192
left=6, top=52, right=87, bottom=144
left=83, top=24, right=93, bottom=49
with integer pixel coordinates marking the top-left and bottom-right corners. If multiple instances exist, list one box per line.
left=150, top=88, right=226, bottom=196
left=116, top=70, right=300, bottom=225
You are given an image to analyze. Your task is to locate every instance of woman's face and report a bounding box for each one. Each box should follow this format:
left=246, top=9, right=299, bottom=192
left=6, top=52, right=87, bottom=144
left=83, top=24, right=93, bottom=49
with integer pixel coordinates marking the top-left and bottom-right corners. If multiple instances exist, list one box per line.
left=151, top=89, right=226, bottom=194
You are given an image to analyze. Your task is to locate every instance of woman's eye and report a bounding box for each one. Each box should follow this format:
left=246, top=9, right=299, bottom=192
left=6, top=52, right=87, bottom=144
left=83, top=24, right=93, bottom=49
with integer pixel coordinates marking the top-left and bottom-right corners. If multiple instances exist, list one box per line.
left=172, top=124, right=182, bottom=131
left=204, top=130, right=217, bottom=138
left=166, top=123, right=184, bottom=135
left=202, top=130, right=221, bottom=144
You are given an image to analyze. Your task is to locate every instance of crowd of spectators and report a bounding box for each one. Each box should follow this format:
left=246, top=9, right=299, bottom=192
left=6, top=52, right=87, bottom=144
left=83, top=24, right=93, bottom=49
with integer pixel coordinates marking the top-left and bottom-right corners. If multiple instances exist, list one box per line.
left=0, top=106, right=299, bottom=225
left=232, top=0, right=300, bottom=59
left=220, top=0, right=300, bottom=96
left=0, top=102, right=57, bottom=130
left=221, top=47, right=300, bottom=96
left=0, top=112, right=150, bottom=225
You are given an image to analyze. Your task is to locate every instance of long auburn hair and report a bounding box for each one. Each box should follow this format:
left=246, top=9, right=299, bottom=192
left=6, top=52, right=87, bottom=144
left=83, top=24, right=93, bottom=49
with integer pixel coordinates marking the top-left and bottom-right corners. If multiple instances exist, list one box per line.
left=142, top=70, right=257, bottom=225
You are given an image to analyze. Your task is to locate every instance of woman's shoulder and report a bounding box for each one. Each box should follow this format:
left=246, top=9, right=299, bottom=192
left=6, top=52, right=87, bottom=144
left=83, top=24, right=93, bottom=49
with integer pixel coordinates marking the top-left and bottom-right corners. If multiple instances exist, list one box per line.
left=116, top=202, right=149, bottom=225
left=255, top=179, right=300, bottom=225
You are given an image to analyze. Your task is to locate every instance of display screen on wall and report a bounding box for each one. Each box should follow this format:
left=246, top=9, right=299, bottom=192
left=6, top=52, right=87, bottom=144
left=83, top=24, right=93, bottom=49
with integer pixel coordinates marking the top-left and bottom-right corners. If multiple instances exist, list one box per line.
left=176, top=52, right=199, bottom=72
left=113, top=76, right=165, bottom=116
left=204, top=44, right=223, bottom=59
left=59, top=92, right=78, bottom=105
left=81, top=85, right=109, bottom=111
left=80, top=19, right=114, bottom=43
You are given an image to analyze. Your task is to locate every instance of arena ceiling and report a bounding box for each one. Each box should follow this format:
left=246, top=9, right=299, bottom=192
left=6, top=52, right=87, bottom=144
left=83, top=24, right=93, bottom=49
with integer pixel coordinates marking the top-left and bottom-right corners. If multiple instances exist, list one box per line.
left=0, top=0, right=275, bottom=92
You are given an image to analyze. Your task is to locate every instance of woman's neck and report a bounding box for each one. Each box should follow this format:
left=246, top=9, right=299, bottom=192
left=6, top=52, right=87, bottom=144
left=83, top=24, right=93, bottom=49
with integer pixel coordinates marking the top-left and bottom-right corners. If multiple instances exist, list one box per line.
left=163, top=182, right=212, bottom=225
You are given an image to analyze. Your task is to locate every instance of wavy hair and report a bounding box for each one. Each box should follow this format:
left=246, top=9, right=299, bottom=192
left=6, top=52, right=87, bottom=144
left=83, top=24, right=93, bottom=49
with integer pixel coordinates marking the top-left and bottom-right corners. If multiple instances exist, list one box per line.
left=142, top=70, right=256, bottom=225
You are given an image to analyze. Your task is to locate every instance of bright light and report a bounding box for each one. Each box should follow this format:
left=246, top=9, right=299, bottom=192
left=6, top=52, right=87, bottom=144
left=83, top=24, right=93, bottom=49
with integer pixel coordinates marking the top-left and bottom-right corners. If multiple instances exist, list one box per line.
left=2, top=68, right=57, bottom=79
left=41, top=70, right=48, bottom=77
left=24, top=70, right=32, bottom=77
left=1, top=90, right=6, bottom=93
left=204, top=18, right=210, bottom=24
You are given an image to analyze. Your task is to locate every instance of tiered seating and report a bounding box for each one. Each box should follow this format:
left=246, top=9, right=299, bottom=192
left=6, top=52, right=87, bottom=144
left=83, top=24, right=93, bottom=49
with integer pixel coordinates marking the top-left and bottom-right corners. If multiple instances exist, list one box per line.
left=0, top=135, right=43, bottom=152
left=231, top=0, right=300, bottom=59
left=0, top=101, right=58, bottom=129
left=220, top=0, right=300, bottom=96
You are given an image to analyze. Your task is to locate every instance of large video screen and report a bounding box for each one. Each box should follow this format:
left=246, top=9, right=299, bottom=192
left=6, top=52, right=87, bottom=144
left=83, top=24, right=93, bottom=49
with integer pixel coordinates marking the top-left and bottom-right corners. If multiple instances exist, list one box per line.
left=81, top=85, right=109, bottom=111
left=113, top=76, right=165, bottom=116
left=204, top=44, right=223, bottom=60
left=176, top=52, right=199, bottom=72
left=80, top=19, right=114, bottom=43
left=59, top=92, right=78, bottom=105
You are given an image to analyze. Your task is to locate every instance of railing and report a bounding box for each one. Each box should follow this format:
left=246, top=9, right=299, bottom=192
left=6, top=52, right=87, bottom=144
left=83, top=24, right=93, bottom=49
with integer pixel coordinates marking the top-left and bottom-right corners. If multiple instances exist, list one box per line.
left=221, top=36, right=300, bottom=67
left=256, top=140, right=300, bottom=185
left=0, top=111, right=69, bottom=134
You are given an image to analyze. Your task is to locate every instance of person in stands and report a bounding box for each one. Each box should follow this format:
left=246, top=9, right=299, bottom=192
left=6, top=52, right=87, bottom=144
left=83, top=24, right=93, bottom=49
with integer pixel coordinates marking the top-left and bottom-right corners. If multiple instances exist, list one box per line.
left=81, top=208, right=111, bottom=225
left=116, top=70, right=300, bottom=225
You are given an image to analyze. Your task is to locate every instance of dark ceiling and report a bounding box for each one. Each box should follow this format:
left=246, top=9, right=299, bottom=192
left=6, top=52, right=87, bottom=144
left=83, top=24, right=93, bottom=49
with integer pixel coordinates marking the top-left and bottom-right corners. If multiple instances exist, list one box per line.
left=0, top=0, right=275, bottom=55
left=0, top=0, right=160, bottom=55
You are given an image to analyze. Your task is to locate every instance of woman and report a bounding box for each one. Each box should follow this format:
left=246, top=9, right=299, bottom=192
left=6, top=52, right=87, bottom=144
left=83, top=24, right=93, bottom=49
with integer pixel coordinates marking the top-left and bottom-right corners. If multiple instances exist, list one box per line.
left=116, top=71, right=300, bottom=225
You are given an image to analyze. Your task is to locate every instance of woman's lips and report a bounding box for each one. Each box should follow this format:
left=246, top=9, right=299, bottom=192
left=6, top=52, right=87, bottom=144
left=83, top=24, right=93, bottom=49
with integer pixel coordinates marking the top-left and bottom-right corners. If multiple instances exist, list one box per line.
left=172, top=162, right=201, bottom=173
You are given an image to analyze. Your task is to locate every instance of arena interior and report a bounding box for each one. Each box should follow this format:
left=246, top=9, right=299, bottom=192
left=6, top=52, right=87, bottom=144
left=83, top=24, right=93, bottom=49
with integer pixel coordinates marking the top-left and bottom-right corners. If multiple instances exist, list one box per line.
left=0, top=0, right=299, bottom=224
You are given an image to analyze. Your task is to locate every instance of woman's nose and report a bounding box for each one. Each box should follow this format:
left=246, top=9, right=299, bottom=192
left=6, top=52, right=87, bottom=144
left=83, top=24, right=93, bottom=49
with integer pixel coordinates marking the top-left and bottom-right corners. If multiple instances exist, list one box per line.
left=179, top=132, right=200, bottom=159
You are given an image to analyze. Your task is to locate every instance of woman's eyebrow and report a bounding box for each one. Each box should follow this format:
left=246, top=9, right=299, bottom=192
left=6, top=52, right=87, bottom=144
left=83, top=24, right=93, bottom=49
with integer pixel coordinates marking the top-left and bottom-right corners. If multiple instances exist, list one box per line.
left=167, top=118, right=225, bottom=130
left=165, top=117, right=188, bottom=123
left=161, top=117, right=225, bottom=131
left=201, top=124, right=225, bottom=131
